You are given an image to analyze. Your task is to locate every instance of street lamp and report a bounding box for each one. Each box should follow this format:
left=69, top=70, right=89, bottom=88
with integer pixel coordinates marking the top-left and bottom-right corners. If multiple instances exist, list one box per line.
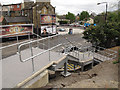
left=97, top=2, right=108, bottom=24
left=36, top=4, right=39, bottom=35
left=35, top=4, right=41, bottom=36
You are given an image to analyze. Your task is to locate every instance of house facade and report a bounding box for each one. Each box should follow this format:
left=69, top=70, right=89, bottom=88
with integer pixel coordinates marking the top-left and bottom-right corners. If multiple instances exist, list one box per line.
left=32, top=0, right=55, bottom=35
left=86, top=17, right=94, bottom=24
left=33, top=0, right=55, bottom=29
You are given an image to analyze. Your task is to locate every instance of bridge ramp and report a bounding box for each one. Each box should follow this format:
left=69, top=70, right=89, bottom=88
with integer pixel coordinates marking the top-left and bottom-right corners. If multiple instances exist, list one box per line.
left=2, top=47, right=65, bottom=88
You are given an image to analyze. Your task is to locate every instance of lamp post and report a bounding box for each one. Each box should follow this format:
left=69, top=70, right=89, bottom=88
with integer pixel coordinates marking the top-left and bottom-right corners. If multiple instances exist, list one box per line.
left=36, top=4, right=39, bottom=35
left=97, top=2, right=108, bottom=24
left=35, top=4, right=41, bottom=35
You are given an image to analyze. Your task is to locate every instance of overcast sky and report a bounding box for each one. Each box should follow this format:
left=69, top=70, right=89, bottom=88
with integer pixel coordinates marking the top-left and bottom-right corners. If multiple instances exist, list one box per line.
left=0, top=0, right=119, bottom=15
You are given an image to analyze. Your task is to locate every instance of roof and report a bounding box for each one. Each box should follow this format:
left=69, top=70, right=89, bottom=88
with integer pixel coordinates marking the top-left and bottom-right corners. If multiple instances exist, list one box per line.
left=58, top=15, right=66, bottom=19
left=4, top=17, right=30, bottom=23
left=3, top=3, right=21, bottom=6
left=32, top=2, right=55, bottom=10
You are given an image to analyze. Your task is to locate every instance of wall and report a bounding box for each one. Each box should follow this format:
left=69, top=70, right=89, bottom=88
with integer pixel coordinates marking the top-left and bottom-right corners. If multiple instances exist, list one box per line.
left=25, top=70, right=49, bottom=88
left=33, top=2, right=55, bottom=29
left=8, top=22, right=26, bottom=25
left=12, top=4, right=21, bottom=11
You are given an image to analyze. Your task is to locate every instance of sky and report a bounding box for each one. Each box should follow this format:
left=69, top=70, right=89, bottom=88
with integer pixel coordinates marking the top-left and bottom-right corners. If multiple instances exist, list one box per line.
left=0, top=0, right=119, bottom=15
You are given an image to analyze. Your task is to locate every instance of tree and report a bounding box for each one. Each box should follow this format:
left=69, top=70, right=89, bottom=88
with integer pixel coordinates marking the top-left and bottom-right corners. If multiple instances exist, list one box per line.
left=79, top=11, right=90, bottom=21
left=94, top=13, right=106, bottom=24
left=66, top=12, right=75, bottom=23
left=83, top=11, right=120, bottom=48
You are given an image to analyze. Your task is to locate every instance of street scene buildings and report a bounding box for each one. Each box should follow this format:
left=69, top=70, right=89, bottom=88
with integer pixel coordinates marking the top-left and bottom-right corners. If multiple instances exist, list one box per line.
left=0, top=0, right=120, bottom=89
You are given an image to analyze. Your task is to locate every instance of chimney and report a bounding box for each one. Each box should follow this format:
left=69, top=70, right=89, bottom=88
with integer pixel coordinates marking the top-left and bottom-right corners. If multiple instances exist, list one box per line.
left=36, top=0, right=50, bottom=2
left=24, top=0, right=34, bottom=2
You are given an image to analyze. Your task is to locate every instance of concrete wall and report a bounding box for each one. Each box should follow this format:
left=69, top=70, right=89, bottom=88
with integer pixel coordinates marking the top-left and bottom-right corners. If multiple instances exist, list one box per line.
left=25, top=70, right=49, bottom=88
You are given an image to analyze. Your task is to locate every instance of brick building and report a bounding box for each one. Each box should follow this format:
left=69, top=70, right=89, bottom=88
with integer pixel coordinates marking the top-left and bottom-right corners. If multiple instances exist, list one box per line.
left=32, top=0, right=55, bottom=34
left=1, top=0, right=56, bottom=35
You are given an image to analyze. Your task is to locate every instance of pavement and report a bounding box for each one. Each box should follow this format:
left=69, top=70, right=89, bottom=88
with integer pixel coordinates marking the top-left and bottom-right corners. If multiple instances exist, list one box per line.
left=2, top=47, right=65, bottom=88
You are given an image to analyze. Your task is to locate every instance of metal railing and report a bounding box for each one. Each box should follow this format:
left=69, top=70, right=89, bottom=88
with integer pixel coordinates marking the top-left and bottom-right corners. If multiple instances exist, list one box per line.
left=63, top=44, right=117, bottom=62
left=3, top=32, right=117, bottom=73
left=18, top=34, right=61, bottom=73
left=0, top=31, right=41, bottom=50
left=1, top=31, right=43, bottom=60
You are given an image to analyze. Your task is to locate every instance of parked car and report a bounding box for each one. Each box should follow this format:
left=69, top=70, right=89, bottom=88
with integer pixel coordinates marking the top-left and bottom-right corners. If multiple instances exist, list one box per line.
left=80, top=24, right=84, bottom=27
left=59, top=28, right=66, bottom=32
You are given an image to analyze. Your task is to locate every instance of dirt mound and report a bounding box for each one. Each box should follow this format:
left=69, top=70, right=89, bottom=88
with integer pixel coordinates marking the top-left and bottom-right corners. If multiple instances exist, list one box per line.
left=46, top=46, right=119, bottom=88
left=65, top=59, right=119, bottom=88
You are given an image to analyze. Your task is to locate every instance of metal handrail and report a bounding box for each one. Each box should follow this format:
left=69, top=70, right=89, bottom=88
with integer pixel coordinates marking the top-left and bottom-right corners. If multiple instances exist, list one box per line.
left=18, top=44, right=62, bottom=62
left=0, top=39, right=32, bottom=50
left=18, top=34, right=60, bottom=62
left=18, top=34, right=60, bottom=48
left=0, top=32, right=41, bottom=50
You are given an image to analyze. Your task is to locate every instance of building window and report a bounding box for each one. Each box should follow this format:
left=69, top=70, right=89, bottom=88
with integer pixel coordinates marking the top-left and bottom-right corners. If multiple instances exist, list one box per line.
left=17, top=5, right=20, bottom=8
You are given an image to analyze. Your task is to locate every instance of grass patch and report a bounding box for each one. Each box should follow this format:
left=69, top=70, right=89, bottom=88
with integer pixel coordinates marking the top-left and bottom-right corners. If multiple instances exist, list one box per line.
left=113, top=61, right=119, bottom=64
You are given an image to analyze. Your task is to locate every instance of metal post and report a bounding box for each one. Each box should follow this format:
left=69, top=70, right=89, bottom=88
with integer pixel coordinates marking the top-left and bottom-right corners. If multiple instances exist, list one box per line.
left=81, top=62, right=84, bottom=72
left=105, top=3, right=108, bottom=24
left=30, top=42, right=35, bottom=73
left=83, top=53, right=84, bottom=60
left=47, top=38, right=49, bottom=49
left=49, top=37, right=51, bottom=49
left=78, top=50, right=80, bottom=61
left=57, top=36, right=59, bottom=44
left=61, top=60, right=71, bottom=77
left=58, top=48, right=60, bottom=55
left=16, top=35, right=19, bottom=52
left=28, top=32, right=31, bottom=48
left=73, top=48, right=75, bottom=57
left=28, top=32, right=31, bottom=40
left=43, top=39, right=44, bottom=49
left=49, top=50, right=50, bottom=61
left=37, top=34, right=39, bottom=48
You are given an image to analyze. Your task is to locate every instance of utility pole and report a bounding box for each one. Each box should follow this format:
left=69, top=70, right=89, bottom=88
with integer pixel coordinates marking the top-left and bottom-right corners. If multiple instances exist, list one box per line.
left=97, top=2, right=108, bottom=24
left=36, top=4, right=39, bottom=35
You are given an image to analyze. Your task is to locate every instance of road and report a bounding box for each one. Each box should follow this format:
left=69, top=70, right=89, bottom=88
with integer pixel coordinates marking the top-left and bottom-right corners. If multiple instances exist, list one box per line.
left=57, top=26, right=84, bottom=35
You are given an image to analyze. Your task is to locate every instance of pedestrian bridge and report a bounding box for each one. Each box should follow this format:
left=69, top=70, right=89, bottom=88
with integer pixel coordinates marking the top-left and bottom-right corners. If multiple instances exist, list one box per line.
left=1, top=33, right=117, bottom=88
